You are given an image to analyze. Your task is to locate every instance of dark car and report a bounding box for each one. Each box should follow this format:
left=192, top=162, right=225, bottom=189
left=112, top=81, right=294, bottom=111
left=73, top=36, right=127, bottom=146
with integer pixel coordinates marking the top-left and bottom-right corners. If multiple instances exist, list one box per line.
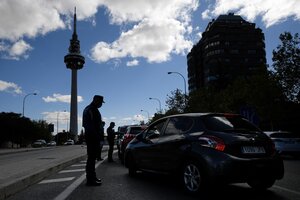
left=119, top=125, right=147, bottom=163
left=116, top=125, right=129, bottom=160
left=124, top=113, right=284, bottom=195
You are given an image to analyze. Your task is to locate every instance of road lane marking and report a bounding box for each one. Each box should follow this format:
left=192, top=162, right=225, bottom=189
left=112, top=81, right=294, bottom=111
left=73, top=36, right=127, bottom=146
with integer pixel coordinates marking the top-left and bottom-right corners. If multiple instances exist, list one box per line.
left=71, top=164, right=86, bottom=167
left=274, top=185, right=300, bottom=196
left=59, top=169, right=85, bottom=173
left=54, top=153, right=116, bottom=200
left=39, top=177, right=75, bottom=184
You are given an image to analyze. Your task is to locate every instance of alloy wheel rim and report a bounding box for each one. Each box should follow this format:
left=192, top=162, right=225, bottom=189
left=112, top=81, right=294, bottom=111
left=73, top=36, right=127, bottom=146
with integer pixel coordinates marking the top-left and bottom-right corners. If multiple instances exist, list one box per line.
left=183, top=164, right=201, bottom=192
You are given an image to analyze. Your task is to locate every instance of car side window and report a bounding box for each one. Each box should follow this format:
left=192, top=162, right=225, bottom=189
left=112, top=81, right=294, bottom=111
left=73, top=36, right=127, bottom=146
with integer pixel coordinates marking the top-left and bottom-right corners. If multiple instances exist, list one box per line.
left=164, top=117, right=194, bottom=135
left=145, top=119, right=166, bottom=140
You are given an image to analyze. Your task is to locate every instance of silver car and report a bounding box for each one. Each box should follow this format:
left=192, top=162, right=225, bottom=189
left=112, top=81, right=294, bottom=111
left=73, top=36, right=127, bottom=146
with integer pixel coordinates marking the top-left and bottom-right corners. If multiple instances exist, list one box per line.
left=264, top=131, right=300, bottom=156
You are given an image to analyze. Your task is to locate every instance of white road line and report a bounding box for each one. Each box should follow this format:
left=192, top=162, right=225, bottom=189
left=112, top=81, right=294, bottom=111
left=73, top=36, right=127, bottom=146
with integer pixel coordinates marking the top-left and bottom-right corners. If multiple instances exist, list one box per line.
left=59, top=169, right=85, bottom=173
left=54, top=155, right=109, bottom=200
left=39, top=177, right=75, bottom=184
left=71, top=164, right=86, bottom=167
left=274, top=185, right=300, bottom=196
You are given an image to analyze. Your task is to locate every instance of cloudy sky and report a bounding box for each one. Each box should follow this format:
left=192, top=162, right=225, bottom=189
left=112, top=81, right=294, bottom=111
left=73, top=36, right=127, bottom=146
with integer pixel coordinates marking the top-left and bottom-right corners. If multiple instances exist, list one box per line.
left=0, top=0, right=299, bottom=133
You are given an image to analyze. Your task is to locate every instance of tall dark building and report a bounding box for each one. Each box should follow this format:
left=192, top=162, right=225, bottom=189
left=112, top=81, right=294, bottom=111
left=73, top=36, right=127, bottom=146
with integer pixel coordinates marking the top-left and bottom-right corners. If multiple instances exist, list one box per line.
left=187, top=13, right=266, bottom=93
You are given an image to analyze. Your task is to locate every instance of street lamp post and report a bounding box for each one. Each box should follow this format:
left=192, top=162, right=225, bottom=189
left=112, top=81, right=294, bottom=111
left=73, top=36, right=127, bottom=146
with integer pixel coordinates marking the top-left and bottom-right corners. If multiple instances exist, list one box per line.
left=149, top=97, right=162, bottom=113
left=167, top=71, right=187, bottom=105
left=56, top=111, right=60, bottom=135
left=141, top=109, right=150, bottom=122
left=22, top=93, right=37, bottom=117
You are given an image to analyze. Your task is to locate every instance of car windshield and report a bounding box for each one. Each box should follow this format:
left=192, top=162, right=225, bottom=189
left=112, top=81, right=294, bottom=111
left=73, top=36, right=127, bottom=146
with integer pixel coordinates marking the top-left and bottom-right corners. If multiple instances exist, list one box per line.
left=202, top=115, right=260, bottom=132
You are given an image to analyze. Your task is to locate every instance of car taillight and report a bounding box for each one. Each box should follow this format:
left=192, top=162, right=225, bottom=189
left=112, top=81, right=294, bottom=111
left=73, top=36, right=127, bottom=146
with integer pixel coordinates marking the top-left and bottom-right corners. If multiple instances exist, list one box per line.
left=198, top=135, right=225, bottom=151
left=268, top=139, right=276, bottom=154
left=124, top=134, right=135, bottom=140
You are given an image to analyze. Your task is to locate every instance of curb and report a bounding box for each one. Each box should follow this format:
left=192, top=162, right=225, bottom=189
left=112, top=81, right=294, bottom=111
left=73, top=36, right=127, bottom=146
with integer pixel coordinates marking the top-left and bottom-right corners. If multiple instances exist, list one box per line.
left=0, top=154, right=87, bottom=200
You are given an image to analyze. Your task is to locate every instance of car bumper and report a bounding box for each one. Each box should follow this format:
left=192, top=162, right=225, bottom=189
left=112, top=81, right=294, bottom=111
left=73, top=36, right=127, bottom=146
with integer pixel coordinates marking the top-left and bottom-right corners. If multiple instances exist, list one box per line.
left=193, top=149, right=284, bottom=184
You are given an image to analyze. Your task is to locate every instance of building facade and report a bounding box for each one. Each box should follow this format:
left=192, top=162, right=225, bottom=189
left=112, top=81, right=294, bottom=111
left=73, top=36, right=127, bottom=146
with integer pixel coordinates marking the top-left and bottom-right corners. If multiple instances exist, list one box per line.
left=187, top=13, right=266, bottom=93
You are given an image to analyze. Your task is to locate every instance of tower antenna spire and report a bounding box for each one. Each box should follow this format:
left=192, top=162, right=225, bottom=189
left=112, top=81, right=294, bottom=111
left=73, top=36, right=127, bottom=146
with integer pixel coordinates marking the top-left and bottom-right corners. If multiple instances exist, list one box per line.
left=72, top=7, right=77, bottom=39
left=74, top=7, right=77, bottom=35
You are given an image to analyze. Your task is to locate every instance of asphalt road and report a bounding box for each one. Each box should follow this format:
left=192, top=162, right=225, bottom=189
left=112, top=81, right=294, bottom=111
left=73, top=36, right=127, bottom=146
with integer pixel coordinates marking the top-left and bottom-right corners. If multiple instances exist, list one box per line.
left=4, top=151, right=300, bottom=200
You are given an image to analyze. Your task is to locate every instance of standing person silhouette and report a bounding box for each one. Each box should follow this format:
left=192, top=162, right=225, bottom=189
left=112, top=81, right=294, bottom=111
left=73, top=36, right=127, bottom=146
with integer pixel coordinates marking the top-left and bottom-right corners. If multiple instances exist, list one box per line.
left=107, top=122, right=116, bottom=162
left=97, top=121, right=105, bottom=161
left=82, top=95, right=105, bottom=186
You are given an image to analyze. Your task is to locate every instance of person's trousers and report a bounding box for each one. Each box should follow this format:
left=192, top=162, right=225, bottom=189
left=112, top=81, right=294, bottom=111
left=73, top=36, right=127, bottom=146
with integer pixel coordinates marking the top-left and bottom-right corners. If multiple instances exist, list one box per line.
left=86, top=154, right=96, bottom=181
left=108, top=142, right=114, bottom=161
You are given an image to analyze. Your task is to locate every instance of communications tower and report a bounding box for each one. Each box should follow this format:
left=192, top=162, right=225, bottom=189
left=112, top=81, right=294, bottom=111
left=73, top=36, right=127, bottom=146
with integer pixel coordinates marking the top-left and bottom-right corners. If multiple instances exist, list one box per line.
left=64, top=8, right=85, bottom=140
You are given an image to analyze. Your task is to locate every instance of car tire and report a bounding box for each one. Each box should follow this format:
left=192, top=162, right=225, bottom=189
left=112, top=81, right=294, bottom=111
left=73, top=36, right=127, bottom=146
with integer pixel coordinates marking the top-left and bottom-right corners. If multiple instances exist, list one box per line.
left=247, top=177, right=276, bottom=190
left=182, top=161, right=205, bottom=195
left=126, top=154, right=137, bottom=176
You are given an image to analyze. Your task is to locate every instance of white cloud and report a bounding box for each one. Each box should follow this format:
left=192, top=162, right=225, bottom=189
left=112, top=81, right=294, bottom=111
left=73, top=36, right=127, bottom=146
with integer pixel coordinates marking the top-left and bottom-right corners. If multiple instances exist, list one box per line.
left=90, top=0, right=198, bottom=63
left=43, top=93, right=83, bottom=103
left=126, top=59, right=139, bottom=67
left=202, top=0, right=300, bottom=27
left=8, top=40, right=33, bottom=60
left=0, top=0, right=99, bottom=59
left=42, top=111, right=69, bottom=122
left=1, top=0, right=298, bottom=62
left=0, top=80, right=22, bottom=94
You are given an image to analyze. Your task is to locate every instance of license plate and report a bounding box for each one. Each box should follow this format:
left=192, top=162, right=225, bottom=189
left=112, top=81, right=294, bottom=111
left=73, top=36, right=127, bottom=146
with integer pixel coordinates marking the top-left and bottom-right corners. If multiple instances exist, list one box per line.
left=241, top=146, right=266, bottom=154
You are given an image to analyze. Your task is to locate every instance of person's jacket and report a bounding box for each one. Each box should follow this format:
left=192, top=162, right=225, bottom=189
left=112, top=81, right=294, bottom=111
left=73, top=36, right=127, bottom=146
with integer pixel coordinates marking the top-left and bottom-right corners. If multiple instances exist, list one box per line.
left=106, top=126, right=115, bottom=143
left=82, top=103, right=103, bottom=143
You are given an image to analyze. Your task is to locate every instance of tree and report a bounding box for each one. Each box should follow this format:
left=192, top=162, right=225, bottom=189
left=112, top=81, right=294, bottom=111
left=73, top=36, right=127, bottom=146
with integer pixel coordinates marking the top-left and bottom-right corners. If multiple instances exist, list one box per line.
left=272, top=32, right=300, bottom=103
left=0, top=112, right=52, bottom=147
left=165, top=89, right=186, bottom=114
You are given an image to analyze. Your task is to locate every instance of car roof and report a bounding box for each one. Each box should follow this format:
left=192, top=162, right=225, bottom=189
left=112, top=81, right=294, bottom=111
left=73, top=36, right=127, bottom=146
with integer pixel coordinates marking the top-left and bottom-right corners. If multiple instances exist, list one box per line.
left=158, top=112, right=241, bottom=120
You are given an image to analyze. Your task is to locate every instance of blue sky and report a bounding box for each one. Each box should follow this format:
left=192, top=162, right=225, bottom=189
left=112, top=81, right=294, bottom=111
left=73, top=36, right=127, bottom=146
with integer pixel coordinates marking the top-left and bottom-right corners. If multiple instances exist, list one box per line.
left=0, top=0, right=299, bottom=134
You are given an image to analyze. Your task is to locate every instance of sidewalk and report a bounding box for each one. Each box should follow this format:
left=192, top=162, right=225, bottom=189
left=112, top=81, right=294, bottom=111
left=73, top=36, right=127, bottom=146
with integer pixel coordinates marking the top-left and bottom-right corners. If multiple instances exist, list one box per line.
left=0, top=145, right=99, bottom=200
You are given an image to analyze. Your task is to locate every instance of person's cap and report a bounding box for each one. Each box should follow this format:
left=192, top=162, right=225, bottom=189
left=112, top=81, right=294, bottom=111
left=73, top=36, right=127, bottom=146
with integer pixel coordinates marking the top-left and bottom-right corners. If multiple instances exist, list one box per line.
left=93, top=95, right=105, bottom=103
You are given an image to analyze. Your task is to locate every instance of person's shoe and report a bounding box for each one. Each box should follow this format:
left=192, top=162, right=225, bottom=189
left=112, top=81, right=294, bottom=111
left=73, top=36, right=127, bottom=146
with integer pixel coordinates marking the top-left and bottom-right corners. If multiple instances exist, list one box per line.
left=86, top=180, right=102, bottom=186
left=94, top=177, right=102, bottom=182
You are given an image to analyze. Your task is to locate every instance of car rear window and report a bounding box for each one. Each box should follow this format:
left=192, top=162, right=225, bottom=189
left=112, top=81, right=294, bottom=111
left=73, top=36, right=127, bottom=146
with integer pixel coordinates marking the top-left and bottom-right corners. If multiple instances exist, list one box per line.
left=202, top=115, right=260, bottom=132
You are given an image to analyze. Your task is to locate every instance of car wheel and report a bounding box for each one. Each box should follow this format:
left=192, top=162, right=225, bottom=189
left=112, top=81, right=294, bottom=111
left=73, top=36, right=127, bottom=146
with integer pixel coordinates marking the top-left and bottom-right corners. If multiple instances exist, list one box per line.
left=247, top=177, right=275, bottom=190
left=126, top=154, right=137, bottom=176
left=182, top=161, right=204, bottom=194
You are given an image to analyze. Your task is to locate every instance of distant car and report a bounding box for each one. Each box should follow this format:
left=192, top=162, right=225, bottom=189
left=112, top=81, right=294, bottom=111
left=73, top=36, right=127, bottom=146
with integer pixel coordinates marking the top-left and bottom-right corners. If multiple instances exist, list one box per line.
left=124, top=113, right=284, bottom=195
left=264, top=131, right=300, bottom=156
left=64, top=139, right=74, bottom=145
left=118, top=125, right=147, bottom=163
left=32, top=139, right=47, bottom=148
left=47, top=141, right=57, bottom=146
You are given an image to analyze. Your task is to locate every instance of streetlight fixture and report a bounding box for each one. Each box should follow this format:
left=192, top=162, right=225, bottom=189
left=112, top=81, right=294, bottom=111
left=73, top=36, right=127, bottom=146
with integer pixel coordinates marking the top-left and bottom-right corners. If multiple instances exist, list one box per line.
left=22, top=93, right=37, bottom=117
left=167, top=71, right=187, bottom=97
left=167, top=71, right=187, bottom=105
left=141, top=109, right=150, bottom=121
left=149, top=97, right=162, bottom=113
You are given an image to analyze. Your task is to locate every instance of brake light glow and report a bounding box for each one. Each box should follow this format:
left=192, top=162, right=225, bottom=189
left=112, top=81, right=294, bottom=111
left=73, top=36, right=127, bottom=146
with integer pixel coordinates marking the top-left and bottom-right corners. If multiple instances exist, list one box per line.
left=198, top=135, right=226, bottom=151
